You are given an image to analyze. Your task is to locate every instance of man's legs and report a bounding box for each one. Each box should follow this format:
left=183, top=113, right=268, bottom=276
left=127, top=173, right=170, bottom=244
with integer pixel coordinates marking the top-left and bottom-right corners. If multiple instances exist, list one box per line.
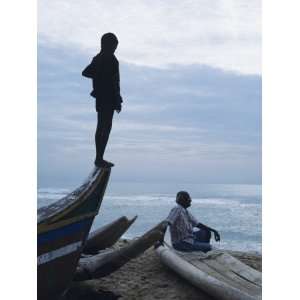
left=194, top=229, right=211, bottom=243
left=191, top=241, right=212, bottom=252
left=173, top=240, right=211, bottom=253
left=173, top=241, right=195, bottom=252
left=95, top=106, right=114, bottom=166
left=192, top=229, right=212, bottom=252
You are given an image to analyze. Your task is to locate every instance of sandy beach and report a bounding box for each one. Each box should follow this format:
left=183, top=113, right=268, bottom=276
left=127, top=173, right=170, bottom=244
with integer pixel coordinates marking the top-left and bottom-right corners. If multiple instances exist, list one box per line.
left=66, top=239, right=261, bottom=300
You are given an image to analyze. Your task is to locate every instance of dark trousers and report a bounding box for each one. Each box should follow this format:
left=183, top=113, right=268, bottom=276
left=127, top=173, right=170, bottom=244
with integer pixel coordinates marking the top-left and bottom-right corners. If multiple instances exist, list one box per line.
left=95, top=106, right=114, bottom=163
left=173, top=229, right=212, bottom=253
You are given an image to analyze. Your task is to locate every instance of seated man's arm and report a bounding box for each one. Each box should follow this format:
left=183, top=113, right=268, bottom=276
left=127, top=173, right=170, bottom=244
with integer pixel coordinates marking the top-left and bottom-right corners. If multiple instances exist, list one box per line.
left=189, top=212, right=220, bottom=241
left=197, top=222, right=221, bottom=241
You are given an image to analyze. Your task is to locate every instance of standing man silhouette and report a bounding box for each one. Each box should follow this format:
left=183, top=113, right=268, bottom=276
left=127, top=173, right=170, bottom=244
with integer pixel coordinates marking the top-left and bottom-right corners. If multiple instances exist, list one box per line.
left=82, top=33, right=122, bottom=168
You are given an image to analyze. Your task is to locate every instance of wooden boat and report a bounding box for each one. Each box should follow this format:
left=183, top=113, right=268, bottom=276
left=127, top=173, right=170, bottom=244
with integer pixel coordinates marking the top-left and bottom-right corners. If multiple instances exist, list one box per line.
left=83, top=215, right=138, bottom=254
left=155, top=243, right=262, bottom=300
left=74, top=221, right=167, bottom=280
left=37, top=167, right=111, bottom=300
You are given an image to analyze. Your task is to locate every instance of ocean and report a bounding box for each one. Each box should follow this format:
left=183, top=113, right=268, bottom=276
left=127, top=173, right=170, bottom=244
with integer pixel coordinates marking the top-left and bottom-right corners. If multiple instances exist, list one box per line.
left=38, top=181, right=261, bottom=253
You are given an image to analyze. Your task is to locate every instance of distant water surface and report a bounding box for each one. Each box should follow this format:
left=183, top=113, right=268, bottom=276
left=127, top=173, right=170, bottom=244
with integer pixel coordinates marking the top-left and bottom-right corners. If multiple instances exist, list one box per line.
left=38, top=182, right=261, bottom=253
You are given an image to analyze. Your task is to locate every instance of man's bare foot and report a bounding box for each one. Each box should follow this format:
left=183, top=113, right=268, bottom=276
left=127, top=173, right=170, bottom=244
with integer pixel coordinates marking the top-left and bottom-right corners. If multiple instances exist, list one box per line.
left=95, top=159, right=114, bottom=168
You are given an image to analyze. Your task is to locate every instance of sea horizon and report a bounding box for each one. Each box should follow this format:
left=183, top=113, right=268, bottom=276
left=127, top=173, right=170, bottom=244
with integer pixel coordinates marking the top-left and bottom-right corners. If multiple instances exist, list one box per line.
left=38, top=181, right=261, bottom=254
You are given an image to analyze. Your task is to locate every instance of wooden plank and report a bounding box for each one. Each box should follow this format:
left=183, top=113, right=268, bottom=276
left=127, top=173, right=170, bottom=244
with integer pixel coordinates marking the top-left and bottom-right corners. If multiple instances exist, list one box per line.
left=182, top=255, right=260, bottom=296
left=202, top=257, right=261, bottom=296
left=156, top=245, right=260, bottom=300
left=215, top=252, right=262, bottom=286
left=175, top=248, right=261, bottom=288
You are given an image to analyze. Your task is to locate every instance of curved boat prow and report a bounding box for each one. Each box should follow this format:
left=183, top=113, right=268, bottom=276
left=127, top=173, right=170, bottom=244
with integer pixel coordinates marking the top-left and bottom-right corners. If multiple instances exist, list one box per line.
left=38, top=167, right=111, bottom=228
left=37, top=167, right=111, bottom=300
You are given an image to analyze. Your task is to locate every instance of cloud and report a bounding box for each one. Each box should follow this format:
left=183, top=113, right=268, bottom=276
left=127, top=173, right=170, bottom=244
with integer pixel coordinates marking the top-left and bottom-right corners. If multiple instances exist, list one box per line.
left=38, top=0, right=261, bottom=74
left=38, top=45, right=261, bottom=187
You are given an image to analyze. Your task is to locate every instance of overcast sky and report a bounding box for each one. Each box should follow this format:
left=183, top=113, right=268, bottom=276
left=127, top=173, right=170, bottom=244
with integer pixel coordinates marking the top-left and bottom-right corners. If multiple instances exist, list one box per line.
left=38, top=0, right=261, bottom=188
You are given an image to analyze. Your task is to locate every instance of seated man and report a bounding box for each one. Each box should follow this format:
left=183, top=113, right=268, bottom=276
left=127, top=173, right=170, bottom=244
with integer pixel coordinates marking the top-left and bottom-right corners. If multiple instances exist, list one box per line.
left=165, top=191, right=220, bottom=252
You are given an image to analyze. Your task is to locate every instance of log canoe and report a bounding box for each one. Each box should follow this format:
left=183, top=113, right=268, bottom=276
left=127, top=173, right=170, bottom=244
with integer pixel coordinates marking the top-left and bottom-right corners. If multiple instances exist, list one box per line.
left=83, top=215, right=138, bottom=254
left=74, top=222, right=166, bottom=280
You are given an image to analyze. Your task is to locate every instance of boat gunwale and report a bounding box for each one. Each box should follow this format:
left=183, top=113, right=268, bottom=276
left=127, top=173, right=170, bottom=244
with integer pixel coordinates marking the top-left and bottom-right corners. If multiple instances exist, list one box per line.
left=37, top=168, right=109, bottom=227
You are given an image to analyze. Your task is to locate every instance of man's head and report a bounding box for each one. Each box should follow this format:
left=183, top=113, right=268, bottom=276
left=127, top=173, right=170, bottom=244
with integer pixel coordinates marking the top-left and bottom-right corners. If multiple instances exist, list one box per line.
left=176, top=191, right=191, bottom=208
left=101, top=32, right=118, bottom=53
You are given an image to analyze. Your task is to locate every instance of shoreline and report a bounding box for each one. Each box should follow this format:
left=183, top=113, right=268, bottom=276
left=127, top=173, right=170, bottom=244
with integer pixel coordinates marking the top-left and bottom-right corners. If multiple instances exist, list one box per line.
left=67, top=239, right=262, bottom=300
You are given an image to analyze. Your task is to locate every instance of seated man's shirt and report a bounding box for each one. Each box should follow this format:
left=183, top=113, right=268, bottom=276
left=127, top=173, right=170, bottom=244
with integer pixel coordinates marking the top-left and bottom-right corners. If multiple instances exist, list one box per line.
left=166, top=204, right=199, bottom=245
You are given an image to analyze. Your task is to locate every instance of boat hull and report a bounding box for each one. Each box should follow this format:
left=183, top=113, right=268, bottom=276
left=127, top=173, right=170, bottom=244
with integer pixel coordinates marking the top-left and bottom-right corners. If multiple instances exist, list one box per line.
left=37, top=218, right=93, bottom=300
left=37, top=167, right=111, bottom=300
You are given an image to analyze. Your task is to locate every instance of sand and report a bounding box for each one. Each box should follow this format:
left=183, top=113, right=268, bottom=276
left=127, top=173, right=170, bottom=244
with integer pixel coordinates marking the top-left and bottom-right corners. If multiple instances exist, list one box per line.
left=66, top=239, right=261, bottom=300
